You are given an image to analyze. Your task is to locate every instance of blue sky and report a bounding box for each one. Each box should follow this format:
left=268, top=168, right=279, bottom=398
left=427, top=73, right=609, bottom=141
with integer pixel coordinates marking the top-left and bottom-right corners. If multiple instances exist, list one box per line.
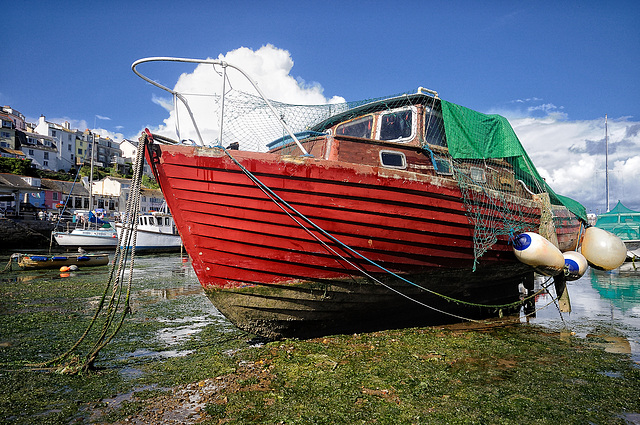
left=3, top=0, right=639, bottom=214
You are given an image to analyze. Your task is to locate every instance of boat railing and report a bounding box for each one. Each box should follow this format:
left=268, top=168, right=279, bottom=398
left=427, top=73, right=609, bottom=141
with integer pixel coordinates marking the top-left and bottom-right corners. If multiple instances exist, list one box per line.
left=132, top=57, right=309, bottom=156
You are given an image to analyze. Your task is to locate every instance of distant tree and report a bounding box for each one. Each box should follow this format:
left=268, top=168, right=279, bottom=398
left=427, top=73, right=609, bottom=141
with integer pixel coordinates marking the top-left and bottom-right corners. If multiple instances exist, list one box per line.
left=0, top=157, right=37, bottom=176
left=141, top=174, right=159, bottom=189
left=80, top=165, right=107, bottom=181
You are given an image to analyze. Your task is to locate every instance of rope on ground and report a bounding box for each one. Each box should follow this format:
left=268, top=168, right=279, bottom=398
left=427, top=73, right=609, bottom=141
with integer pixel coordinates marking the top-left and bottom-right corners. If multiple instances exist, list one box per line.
left=27, top=136, right=147, bottom=374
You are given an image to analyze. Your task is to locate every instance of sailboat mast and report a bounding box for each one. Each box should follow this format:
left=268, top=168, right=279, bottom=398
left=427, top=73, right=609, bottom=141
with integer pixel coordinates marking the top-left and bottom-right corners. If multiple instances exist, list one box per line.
left=89, top=132, right=95, bottom=213
left=605, top=114, right=610, bottom=212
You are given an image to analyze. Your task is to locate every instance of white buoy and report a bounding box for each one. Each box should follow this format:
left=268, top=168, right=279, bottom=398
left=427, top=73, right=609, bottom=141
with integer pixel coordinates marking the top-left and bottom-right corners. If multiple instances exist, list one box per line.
left=580, top=227, right=627, bottom=270
left=563, top=251, right=588, bottom=281
left=512, top=232, right=565, bottom=276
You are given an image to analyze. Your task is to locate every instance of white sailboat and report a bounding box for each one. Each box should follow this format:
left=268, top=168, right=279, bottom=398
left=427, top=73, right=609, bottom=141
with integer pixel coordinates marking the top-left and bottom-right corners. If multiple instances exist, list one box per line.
left=52, top=133, right=118, bottom=250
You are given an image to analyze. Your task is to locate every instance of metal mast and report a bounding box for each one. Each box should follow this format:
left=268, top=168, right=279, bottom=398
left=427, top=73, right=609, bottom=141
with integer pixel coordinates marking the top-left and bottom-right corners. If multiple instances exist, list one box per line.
left=605, top=114, right=610, bottom=212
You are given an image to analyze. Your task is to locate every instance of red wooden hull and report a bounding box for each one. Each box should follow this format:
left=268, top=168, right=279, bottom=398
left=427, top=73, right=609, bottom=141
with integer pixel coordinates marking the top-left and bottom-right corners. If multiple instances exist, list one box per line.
left=145, top=141, right=579, bottom=338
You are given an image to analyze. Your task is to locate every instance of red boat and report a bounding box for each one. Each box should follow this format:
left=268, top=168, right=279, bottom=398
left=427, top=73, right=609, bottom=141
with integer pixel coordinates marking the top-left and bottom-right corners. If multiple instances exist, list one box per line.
left=134, top=57, right=585, bottom=338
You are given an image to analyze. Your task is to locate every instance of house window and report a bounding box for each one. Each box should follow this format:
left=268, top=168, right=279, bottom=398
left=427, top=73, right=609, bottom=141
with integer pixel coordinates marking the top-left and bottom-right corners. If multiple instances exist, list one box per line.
left=44, top=152, right=49, bottom=159
left=78, top=149, right=83, bottom=155
left=68, top=144, right=71, bottom=151
left=43, top=160, right=48, bottom=166
left=52, top=192, right=59, bottom=201
left=28, top=149, right=34, bottom=155
left=51, top=130, right=57, bottom=137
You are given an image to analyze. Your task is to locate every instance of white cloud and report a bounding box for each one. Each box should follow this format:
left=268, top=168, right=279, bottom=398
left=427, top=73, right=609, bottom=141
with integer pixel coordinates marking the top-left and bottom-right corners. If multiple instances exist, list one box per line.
left=511, top=114, right=640, bottom=214
left=144, top=44, right=345, bottom=148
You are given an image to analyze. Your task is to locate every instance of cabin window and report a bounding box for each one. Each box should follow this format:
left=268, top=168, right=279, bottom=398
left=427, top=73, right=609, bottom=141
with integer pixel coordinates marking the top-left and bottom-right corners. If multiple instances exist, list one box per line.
left=165, top=217, right=170, bottom=226
left=156, top=217, right=162, bottom=225
left=335, top=115, right=373, bottom=138
left=380, top=150, right=407, bottom=169
left=433, top=156, right=453, bottom=175
left=469, top=167, right=486, bottom=183
left=424, top=106, right=447, bottom=147
left=378, top=107, right=415, bottom=143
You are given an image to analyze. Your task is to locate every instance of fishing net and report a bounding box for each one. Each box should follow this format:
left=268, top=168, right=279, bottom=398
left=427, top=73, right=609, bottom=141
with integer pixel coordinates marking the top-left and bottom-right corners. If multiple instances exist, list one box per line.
left=169, top=82, right=586, bottom=267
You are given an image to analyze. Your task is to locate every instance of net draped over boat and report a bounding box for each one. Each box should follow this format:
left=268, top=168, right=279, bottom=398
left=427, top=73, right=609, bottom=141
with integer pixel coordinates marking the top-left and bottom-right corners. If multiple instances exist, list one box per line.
left=171, top=87, right=586, bottom=266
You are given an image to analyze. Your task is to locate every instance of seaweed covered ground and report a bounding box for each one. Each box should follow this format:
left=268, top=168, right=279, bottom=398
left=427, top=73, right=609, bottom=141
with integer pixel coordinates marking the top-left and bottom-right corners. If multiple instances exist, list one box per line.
left=1, top=254, right=639, bottom=424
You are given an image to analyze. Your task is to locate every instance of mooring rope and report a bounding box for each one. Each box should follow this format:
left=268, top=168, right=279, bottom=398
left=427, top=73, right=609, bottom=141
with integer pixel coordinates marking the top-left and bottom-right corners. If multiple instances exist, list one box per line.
left=27, top=134, right=147, bottom=373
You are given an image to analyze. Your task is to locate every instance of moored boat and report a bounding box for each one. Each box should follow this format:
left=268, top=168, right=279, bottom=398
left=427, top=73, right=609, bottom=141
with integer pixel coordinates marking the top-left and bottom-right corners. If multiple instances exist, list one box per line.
left=53, top=225, right=118, bottom=250
left=133, top=57, right=589, bottom=339
left=115, top=210, right=182, bottom=253
left=9, top=252, right=109, bottom=270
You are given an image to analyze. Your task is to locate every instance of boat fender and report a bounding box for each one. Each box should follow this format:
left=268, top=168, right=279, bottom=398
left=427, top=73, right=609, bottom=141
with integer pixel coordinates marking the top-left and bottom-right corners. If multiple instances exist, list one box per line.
left=69, top=265, right=79, bottom=271
left=512, top=232, right=565, bottom=276
left=60, top=266, right=70, bottom=272
left=563, top=251, right=588, bottom=281
left=580, top=226, right=627, bottom=270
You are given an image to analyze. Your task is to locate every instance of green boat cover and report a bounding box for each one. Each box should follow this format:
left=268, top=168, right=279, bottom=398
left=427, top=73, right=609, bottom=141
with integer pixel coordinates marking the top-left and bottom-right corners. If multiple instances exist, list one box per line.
left=595, top=201, right=640, bottom=241
left=441, top=100, right=587, bottom=222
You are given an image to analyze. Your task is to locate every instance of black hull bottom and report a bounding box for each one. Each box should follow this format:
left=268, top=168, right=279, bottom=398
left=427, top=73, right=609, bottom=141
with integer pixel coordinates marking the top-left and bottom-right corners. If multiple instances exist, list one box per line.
left=205, top=264, right=533, bottom=339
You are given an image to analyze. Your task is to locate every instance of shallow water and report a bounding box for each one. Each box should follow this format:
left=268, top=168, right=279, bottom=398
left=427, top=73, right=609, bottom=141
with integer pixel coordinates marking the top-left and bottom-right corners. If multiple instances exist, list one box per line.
left=525, top=265, right=640, bottom=363
left=2, top=250, right=640, bottom=367
left=0, top=250, right=233, bottom=370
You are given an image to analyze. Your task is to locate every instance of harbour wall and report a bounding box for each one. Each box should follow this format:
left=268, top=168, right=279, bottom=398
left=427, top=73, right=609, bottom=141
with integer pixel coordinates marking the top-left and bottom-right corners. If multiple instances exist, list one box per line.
left=0, top=218, right=56, bottom=249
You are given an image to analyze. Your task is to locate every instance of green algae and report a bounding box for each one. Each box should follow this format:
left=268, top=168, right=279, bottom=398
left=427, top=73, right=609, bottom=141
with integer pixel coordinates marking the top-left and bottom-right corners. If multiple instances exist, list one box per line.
left=205, top=327, right=640, bottom=424
left=1, top=254, right=639, bottom=424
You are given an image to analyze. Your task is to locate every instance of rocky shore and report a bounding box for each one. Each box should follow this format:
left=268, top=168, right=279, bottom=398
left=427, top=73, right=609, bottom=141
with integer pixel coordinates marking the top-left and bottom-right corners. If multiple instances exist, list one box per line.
left=0, top=218, right=56, bottom=249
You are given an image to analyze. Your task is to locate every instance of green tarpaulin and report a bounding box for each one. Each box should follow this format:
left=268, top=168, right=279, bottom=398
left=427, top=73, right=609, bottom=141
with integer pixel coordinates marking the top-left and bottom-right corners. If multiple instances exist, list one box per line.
left=441, top=100, right=587, bottom=222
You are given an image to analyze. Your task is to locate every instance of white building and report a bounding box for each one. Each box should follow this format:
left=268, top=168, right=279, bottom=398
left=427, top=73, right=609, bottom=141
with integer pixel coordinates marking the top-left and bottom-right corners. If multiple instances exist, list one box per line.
left=35, top=116, right=77, bottom=172
left=90, top=176, right=165, bottom=216
left=119, top=139, right=151, bottom=175
left=19, top=130, right=58, bottom=171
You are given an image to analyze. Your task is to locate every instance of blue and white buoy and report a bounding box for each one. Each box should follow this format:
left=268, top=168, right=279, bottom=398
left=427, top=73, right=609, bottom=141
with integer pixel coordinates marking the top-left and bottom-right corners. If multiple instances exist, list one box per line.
left=512, top=232, right=565, bottom=276
left=563, top=251, right=588, bottom=281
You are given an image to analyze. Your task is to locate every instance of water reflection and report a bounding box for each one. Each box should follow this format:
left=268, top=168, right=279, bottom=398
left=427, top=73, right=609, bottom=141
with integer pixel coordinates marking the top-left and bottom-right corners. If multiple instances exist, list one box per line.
left=590, top=267, right=640, bottom=313
left=527, top=268, right=640, bottom=363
